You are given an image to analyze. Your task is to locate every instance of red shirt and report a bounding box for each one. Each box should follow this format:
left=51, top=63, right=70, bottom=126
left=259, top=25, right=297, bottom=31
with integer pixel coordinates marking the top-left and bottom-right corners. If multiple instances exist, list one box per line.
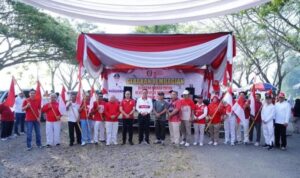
left=208, top=102, right=224, bottom=124
left=91, top=100, right=106, bottom=121
left=244, top=100, right=251, bottom=119
left=79, top=102, right=89, bottom=120
left=168, top=99, right=181, bottom=122
left=105, top=101, right=120, bottom=122
left=254, top=100, right=262, bottom=123
left=194, top=103, right=207, bottom=124
left=120, top=99, right=135, bottom=119
left=0, top=104, right=14, bottom=121
left=41, top=102, right=61, bottom=122
left=22, top=98, right=41, bottom=121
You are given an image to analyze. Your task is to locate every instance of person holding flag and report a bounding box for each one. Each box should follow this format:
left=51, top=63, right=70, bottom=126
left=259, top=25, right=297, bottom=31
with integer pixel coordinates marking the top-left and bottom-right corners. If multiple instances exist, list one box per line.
left=22, top=89, right=42, bottom=150
left=104, top=95, right=120, bottom=146
left=261, top=93, right=275, bottom=150
left=249, top=93, right=263, bottom=146
left=41, top=93, right=62, bottom=147
left=79, top=94, right=92, bottom=146
left=66, top=93, right=81, bottom=146
left=193, top=95, right=207, bottom=146
left=207, top=95, right=224, bottom=146
left=91, top=92, right=106, bottom=144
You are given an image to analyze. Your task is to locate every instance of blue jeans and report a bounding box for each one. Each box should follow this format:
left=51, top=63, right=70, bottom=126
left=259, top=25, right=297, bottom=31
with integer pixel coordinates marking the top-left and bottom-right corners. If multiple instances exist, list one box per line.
left=26, top=121, right=42, bottom=148
left=80, top=119, right=92, bottom=143
left=14, top=113, right=25, bottom=134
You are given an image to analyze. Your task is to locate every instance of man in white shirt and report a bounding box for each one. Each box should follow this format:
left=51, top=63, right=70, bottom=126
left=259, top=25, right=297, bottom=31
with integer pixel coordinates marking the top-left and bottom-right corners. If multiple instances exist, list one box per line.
left=66, top=93, right=81, bottom=146
left=136, top=89, right=153, bottom=144
left=274, top=92, right=291, bottom=150
left=13, top=92, right=26, bottom=135
left=261, top=93, right=275, bottom=150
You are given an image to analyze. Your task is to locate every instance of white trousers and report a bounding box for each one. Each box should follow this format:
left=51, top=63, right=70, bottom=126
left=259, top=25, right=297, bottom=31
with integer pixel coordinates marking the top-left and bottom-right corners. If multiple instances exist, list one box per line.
left=263, top=121, right=274, bottom=145
left=194, top=123, right=205, bottom=144
left=94, top=121, right=105, bottom=142
left=105, top=122, right=118, bottom=144
left=224, top=116, right=236, bottom=144
left=46, top=121, right=61, bottom=145
left=169, top=122, right=181, bottom=144
left=236, top=119, right=249, bottom=142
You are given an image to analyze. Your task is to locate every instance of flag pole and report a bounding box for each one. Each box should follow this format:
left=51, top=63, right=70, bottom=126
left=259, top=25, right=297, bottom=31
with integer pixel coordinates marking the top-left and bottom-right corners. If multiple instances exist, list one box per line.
left=248, top=105, right=263, bottom=135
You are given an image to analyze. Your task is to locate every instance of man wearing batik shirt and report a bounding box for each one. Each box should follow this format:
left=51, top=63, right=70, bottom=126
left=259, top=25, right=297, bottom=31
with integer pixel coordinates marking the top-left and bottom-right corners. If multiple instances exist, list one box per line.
left=193, top=96, right=207, bottom=146
left=153, top=92, right=168, bottom=145
left=168, top=91, right=181, bottom=146
left=79, top=95, right=92, bottom=146
left=105, top=95, right=120, bottom=146
left=249, top=93, right=263, bottom=146
left=91, top=92, right=106, bottom=144
left=207, top=95, right=224, bottom=146
left=179, top=90, right=195, bottom=147
left=22, top=89, right=42, bottom=150
left=120, top=91, right=135, bottom=145
left=41, top=93, right=62, bottom=147
left=136, top=89, right=153, bottom=144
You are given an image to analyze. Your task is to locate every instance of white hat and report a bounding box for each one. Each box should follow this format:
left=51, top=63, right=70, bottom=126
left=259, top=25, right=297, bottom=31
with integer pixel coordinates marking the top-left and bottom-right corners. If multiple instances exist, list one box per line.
left=182, top=90, right=189, bottom=95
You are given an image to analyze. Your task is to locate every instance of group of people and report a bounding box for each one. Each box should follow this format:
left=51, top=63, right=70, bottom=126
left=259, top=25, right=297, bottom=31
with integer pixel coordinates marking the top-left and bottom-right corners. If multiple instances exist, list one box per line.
left=0, top=88, right=296, bottom=151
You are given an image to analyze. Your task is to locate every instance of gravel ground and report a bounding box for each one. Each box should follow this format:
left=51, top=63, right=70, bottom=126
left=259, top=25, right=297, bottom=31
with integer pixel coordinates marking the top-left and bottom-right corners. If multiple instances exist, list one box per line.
left=0, top=120, right=300, bottom=178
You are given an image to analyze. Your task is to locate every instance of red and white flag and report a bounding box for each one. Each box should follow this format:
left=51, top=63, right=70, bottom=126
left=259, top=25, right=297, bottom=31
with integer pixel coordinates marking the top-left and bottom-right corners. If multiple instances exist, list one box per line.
left=76, top=80, right=83, bottom=105
left=222, top=87, right=233, bottom=107
left=89, top=86, right=96, bottom=112
left=249, top=85, right=256, bottom=117
left=59, top=86, right=67, bottom=115
left=232, top=95, right=246, bottom=124
left=4, top=77, right=16, bottom=108
left=35, top=80, right=42, bottom=108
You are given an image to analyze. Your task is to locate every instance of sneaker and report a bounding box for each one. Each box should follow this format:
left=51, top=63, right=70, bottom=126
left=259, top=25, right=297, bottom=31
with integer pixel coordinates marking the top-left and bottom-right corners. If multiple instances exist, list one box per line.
left=81, top=142, right=86, bottom=146
left=230, top=142, right=235, bottom=146
left=145, top=141, right=150, bottom=145
left=199, top=143, right=203, bottom=146
left=27, top=147, right=32, bottom=151
left=161, top=141, right=165, bottom=145
left=208, top=141, right=213, bottom=145
left=184, top=142, right=190, bottom=147
left=121, top=141, right=126, bottom=145
left=90, top=140, right=94, bottom=144
left=268, top=146, right=273, bottom=150
left=1, top=138, right=7, bottom=141
left=94, top=142, right=98, bottom=145
left=236, top=141, right=243, bottom=145
left=20, top=132, right=25, bottom=135
left=224, top=141, right=229, bottom=145
left=254, top=142, right=259, bottom=146
left=113, top=142, right=118, bottom=145
left=56, top=143, right=60, bottom=146
left=213, top=142, right=218, bottom=146
left=193, top=142, right=198, bottom=146
left=38, top=146, right=43, bottom=149
left=106, top=143, right=110, bottom=146
left=263, top=144, right=269, bottom=148
left=180, top=141, right=185, bottom=145
left=243, top=141, right=249, bottom=145
left=46, top=144, right=51, bottom=148
left=281, top=147, right=286, bottom=151
left=129, top=141, right=134, bottom=145
left=154, top=140, right=161, bottom=144
left=14, top=133, right=19, bottom=137
left=69, top=143, right=74, bottom=146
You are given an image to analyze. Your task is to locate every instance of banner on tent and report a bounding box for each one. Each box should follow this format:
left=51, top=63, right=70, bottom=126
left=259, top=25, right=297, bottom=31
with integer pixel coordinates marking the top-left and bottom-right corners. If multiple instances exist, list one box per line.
left=106, top=69, right=203, bottom=100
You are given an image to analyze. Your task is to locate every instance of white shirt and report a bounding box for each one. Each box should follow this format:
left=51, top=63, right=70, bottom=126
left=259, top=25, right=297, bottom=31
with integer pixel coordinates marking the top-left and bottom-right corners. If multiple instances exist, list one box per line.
left=14, top=96, right=25, bottom=113
left=275, top=101, right=291, bottom=124
left=261, top=103, right=275, bottom=123
left=66, top=102, right=80, bottom=122
left=136, top=97, right=153, bottom=114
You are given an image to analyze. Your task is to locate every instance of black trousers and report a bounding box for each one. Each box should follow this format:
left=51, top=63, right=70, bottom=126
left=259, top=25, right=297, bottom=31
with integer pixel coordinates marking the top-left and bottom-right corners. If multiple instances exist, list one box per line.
left=68, top=121, right=81, bottom=144
left=1, top=121, right=14, bottom=138
left=138, top=114, right=150, bottom=142
left=275, top=123, right=287, bottom=147
left=155, top=120, right=166, bottom=141
left=122, top=119, right=134, bottom=142
left=249, top=120, right=261, bottom=142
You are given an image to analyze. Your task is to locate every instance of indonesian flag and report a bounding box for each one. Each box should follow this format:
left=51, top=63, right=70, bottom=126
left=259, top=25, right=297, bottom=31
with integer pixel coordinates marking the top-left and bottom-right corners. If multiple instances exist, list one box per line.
left=232, top=95, right=246, bottom=124
left=35, top=80, right=42, bottom=108
left=89, top=86, right=96, bottom=112
left=59, top=86, right=67, bottom=115
left=76, top=80, right=83, bottom=105
left=4, top=77, right=16, bottom=107
left=249, top=85, right=256, bottom=117
left=222, top=87, right=233, bottom=107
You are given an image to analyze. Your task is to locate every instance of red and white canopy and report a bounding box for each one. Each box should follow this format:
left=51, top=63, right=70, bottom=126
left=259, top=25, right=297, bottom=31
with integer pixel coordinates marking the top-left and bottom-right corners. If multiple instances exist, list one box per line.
left=77, top=33, right=236, bottom=83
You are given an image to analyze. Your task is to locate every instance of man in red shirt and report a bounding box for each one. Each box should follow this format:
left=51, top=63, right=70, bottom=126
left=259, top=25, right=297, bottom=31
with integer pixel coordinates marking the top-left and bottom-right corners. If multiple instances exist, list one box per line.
left=0, top=103, right=14, bottom=140
left=207, top=95, right=224, bottom=146
left=22, top=89, right=42, bottom=150
left=168, top=90, right=181, bottom=146
left=193, top=95, right=207, bottom=146
left=120, top=91, right=135, bottom=145
left=41, top=93, right=62, bottom=147
left=90, top=92, right=106, bottom=144
left=179, top=90, right=195, bottom=147
left=249, top=93, right=263, bottom=146
left=105, top=95, right=120, bottom=146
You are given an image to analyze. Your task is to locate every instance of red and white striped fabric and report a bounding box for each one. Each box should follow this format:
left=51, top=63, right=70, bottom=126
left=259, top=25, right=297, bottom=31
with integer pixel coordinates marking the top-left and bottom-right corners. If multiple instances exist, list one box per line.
left=77, top=33, right=236, bottom=83
left=222, top=87, right=233, bottom=107
left=249, top=85, right=256, bottom=117
left=232, top=96, right=246, bottom=124
left=89, top=87, right=96, bottom=112
left=59, top=86, right=67, bottom=115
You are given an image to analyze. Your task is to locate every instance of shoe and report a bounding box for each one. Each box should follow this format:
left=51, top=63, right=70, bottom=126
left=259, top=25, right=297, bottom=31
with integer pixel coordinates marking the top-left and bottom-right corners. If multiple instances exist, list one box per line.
left=81, top=142, right=86, bottom=146
left=129, top=141, right=134, bottom=145
left=27, top=147, right=32, bottom=151
left=208, top=141, right=213, bottom=145
left=113, top=142, right=118, bottom=145
left=154, top=140, right=161, bottom=144
left=184, top=142, right=190, bottom=147
left=139, top=141, right=143, bottom=144
left=56, top=143, right=60, bottom=146
left=281, top=147, right=286, bottom=151
left=243, top=142, right=249, bottom=145
left=161, top=141, right=165, bottom=145
left=224, top=141, right=229, bottom=145
left=213, top=142, right=218, bottom=146
left=180, top=141, right=185, bottom=145
left=237, top=141, right=243, bottom=145
left=90, top=140, right=94, bottom=144
left=94, top=142, right=98, bottom=145
left=121, top=142, right=126, bottom=145
left=1, top=138, right=7, bottom=141
left=20, top=132, right=25, bottom=135
left=193, top=142, right=198, bottom=146
left=254, top=142, right=259, bottom=146
left=199, top=143, right=203, bottom=146
left=230, top=143, right=235, bottom=146
left=14, top=133, right=19, bottom=137
left=69, top=143, right=74, bottom=146
left=106, top=143, right=110, bottom=146
left=145, top=141, right=150, bottom=145
left=38, top=146, right=43, bottom=149
left=263, top=144, right=269, bottom=148
left=46, top=144, right=51, bottom=148
left=268, top=146, right=273, bottom=150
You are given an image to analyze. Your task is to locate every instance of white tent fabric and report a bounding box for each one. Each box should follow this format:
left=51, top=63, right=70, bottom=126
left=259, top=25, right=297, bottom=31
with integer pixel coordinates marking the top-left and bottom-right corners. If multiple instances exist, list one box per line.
left=20, top=0, right=270, bottom=25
